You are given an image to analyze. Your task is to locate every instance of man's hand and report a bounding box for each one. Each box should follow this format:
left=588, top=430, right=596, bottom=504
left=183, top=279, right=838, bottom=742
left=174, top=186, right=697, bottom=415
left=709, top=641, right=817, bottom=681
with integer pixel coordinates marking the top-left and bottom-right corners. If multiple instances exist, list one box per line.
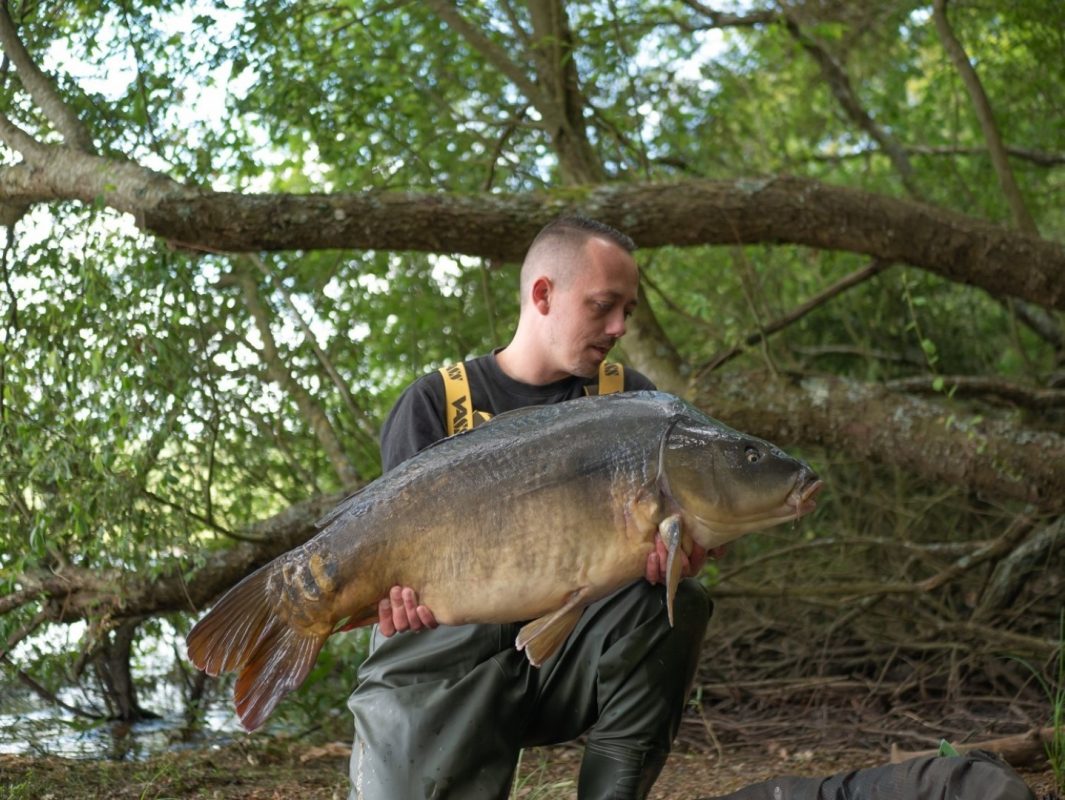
left=377, top=585, right=438, bottom=637
left=644, top=537, right=724, bottom=584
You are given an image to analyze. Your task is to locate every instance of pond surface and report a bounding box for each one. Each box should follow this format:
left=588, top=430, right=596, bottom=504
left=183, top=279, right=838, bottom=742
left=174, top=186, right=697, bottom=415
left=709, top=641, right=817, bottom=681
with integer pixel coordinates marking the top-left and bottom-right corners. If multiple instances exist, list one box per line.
left=0, top=683, right=242, bottom=760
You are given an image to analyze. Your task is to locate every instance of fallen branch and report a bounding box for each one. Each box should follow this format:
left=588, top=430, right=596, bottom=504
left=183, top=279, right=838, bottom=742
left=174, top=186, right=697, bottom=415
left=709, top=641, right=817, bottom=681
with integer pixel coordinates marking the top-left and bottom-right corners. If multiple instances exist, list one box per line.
left=890, top=726, right=1057, bottom=767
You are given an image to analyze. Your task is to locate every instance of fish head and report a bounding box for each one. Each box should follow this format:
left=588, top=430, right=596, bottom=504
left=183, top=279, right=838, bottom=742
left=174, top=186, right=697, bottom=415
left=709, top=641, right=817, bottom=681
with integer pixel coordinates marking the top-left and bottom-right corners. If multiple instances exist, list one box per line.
left=661, top=412, right=822, bottom=549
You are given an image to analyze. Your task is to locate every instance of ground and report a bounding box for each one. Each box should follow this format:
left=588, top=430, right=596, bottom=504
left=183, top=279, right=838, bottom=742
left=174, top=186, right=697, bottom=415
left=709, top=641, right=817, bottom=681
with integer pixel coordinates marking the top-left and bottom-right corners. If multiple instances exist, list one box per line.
left=1, top=738, right=1060, bottom=799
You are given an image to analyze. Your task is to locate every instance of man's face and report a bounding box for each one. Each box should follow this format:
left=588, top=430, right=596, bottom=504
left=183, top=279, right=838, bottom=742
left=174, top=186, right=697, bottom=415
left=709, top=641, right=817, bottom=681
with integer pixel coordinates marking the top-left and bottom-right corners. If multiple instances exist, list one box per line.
left=547, top=237, right=639, bottom=378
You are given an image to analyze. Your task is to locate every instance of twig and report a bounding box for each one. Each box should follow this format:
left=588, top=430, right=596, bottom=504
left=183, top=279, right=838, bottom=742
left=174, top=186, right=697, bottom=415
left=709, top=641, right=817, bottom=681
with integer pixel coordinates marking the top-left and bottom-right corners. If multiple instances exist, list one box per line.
left=696, top=259, right=890, bottom=378
left=918, top=513, right=1036, bottom=592
left=0, top=653, right=104, bottom=720
left=932, top=0, right=1038, bottom=236
left=245, top=253, right=380, bottom=460
left=890, top=726, right=1056, bottom=766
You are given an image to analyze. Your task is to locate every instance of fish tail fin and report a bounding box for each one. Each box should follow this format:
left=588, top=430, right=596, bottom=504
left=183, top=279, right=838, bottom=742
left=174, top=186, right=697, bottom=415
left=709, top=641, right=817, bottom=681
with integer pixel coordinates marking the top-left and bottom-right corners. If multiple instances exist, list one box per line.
left=186, top=564, right=327, bottom=731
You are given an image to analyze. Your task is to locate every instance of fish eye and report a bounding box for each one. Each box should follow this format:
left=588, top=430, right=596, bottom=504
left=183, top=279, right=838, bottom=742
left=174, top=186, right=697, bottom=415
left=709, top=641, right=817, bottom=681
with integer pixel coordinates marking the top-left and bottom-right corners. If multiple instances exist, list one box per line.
left=745, top=446, right=760, bottom=464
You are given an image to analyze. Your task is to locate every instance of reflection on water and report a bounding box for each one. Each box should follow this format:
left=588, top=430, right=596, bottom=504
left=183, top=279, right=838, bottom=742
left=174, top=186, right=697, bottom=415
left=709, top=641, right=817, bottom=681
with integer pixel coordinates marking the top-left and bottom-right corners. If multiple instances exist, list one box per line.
left=0, top=664, right=245, bottom=760
left=0, top=706, right=241, bottom=760
left=2, top=619, right=248, bottom=760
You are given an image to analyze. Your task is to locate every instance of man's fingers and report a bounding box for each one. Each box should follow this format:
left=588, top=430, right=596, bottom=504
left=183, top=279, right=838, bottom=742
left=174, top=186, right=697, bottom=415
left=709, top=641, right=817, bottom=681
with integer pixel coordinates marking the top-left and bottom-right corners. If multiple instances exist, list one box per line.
left=415, top=604, right=438, bottom=630
left=378, top=597, right=396, bottom=638
left=377, top=585, right=436, bottom=635
left=390, top=585, right=409, bottom=632
left=645, top=551, right=660, bottom=584
left=401, top=587, right=421, bottom=631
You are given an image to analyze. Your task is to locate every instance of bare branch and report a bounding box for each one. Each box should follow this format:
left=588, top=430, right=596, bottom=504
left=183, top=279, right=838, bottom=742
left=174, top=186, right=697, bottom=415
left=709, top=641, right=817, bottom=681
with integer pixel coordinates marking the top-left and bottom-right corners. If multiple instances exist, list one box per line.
left=696, top=259, right=891, bottom=378
left=677, top=0, right=775, bottom=28
left=0, top=3, right=95, bottom=152
left=422, top=0, right=547, bottom=113
left=781, top=14, right=922, bottom=200
left=141, top=489, right=238, bottom=539
left=917, top=512, right=1036, bottom=592
left=885, top=375, right=1065, bottom=409
left=695, top=370, right=1065, bottom=511
left=1, top=653, right=104, bottom=720
left=221, top=268, right=359, bottom=487
left=245, top=253, right=381, bottom=459
left=807, top=144, right=1065, bottom=168
left=932, top=0, right=1038, bottom=236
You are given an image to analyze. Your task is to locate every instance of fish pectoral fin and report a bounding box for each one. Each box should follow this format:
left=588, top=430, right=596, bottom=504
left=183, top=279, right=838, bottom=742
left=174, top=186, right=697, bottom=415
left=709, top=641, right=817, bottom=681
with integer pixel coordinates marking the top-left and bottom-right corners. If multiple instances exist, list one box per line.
left=332, top=603, right=380, bottom=634
left=660, top=514, right=684, bottom=627
left=515, top=589, right=589, bottom=668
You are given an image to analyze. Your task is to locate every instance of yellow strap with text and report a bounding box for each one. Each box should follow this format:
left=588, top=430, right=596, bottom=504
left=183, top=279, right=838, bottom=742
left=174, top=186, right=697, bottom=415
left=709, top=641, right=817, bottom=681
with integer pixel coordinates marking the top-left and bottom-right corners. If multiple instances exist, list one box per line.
left=597, top=360, right=624, bottom=396
left=439, top=362, right=473, bottom=436
left=441, top=359, right=624, bottom=434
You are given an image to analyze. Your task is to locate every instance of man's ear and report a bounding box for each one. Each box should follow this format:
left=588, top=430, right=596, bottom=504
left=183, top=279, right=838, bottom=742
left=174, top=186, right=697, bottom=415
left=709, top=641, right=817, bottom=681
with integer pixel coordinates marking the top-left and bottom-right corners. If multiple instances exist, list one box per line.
left=531, top=276, right=552, bottom=315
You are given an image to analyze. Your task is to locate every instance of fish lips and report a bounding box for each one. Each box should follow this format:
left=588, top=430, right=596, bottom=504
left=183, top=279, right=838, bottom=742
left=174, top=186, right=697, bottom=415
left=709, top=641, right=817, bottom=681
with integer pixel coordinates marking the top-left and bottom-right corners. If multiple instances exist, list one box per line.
left=786, top=476, right=824, bottom=517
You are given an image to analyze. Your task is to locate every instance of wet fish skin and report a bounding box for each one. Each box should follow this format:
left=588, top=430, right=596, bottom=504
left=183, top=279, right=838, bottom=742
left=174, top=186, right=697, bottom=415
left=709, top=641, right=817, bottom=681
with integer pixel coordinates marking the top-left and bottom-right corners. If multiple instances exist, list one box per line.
left=186, top=391, right=821, bottom=731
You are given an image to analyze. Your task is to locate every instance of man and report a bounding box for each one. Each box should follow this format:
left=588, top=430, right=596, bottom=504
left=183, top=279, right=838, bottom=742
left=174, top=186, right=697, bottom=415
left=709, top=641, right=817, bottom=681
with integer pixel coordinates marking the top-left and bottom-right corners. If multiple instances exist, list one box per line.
left=349, top=215, right=712, bottom=799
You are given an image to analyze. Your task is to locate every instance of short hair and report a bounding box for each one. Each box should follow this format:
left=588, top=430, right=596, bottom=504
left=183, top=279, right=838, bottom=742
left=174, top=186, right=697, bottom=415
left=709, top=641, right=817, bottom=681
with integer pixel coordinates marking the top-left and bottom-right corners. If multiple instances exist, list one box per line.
left=528, top=215, right=635, bottom=255
left=519, top=216, right=635, bottom=304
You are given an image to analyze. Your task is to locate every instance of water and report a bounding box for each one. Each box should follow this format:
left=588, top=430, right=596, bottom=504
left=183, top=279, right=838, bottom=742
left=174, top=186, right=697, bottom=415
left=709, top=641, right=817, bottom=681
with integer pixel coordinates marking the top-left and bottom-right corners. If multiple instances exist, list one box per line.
left=1, top=620, right=244, bottom=760
left=0, top=705, right=240, bottom=760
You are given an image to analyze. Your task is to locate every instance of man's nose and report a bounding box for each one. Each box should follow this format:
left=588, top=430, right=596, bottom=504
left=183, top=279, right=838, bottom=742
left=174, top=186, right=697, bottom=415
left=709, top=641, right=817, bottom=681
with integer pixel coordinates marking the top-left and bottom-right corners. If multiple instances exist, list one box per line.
left=605, top=308, right=627, bottom=338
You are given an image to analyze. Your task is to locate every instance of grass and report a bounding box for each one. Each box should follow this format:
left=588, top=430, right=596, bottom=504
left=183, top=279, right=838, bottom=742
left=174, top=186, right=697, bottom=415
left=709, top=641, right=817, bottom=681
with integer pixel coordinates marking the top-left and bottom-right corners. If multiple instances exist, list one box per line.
left=1012, top=608, right=1065, bottom=794
left=510, top=748, right=577, bottom=799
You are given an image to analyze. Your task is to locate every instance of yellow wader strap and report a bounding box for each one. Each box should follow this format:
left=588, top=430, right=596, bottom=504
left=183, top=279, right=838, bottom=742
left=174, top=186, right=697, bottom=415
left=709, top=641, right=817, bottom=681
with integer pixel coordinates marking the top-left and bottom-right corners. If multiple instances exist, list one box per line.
left=584, top=361, right=625, bottom=396
left=438, top=362, right=493, bottom=435
left=597, top=361, right=624, bottom=395
left=441, top=359, right=624, bottom=435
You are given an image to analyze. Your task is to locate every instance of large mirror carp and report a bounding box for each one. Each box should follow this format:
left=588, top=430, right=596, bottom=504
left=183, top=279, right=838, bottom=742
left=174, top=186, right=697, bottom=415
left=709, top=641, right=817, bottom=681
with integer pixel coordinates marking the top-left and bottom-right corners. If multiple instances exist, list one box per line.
left=186, top=391, right=822, bottom=730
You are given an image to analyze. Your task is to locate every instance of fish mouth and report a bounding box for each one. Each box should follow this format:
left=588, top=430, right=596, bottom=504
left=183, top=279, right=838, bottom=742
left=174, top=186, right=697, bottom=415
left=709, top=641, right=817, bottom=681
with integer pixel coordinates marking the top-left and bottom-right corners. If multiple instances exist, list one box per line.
left=786, top=476, right=823, bottom=518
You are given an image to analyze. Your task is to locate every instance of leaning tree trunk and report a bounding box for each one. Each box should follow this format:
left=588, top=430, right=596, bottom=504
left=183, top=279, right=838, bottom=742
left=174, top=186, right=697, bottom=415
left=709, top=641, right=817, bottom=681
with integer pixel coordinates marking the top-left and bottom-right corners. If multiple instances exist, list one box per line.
left=91, top=619, right=159, bottom=722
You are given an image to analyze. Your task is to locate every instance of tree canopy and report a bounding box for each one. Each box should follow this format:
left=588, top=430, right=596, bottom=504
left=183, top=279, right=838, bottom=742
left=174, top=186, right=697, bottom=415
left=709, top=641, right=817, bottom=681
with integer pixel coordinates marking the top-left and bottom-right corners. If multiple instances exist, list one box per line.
left=1, top=0, right=1062, bottom=744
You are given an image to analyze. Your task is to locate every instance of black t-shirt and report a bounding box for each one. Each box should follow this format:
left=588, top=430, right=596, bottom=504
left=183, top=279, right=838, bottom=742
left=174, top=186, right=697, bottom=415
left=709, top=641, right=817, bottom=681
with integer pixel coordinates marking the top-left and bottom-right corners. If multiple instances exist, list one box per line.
left=380, top=352, right=656, bottom=472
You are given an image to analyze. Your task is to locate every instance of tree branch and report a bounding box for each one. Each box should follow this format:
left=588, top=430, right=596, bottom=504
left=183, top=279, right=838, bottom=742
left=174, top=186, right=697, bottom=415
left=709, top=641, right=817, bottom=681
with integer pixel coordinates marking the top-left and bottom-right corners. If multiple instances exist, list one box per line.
left=1, top=143, right=1062, bottom=313
left=245, top=253, right=381, bottom=459
left=932, top=0, right=1038, bottom=236
left=526, top=0, right=605, bottom=183
left=12, top=490, right=345, bottom=623
left=696, top=258, right=891, bottom=377
left=781, top=14, right=922, bottom=199
left=422, top=0, right=548, bottom=114
left=917, top=512, right=1036, bottom=592
left=885, top=375, right=1065, bottom=409
left=807, top=143, right=1065, bottom=168
left=0, top=2, right=95, bottom=153
left=1, top=654, right=104, bottom=720
left=620, top=297, right=688, bottom=397
left=694, top=370, right=1065, bottom=511
left=222, top=268, right=359, bottom=487
left=677, top=1, right=775, bottom=28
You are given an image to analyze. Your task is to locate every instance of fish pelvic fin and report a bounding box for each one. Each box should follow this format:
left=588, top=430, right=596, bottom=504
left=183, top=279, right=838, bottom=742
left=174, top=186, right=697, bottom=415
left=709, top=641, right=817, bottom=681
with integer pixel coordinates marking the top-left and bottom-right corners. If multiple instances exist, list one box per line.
left=186, top=563, right=328, bottom=732
left=515, top=589, right=588, bottom=667
left=659, top=514, right=684, bottom=627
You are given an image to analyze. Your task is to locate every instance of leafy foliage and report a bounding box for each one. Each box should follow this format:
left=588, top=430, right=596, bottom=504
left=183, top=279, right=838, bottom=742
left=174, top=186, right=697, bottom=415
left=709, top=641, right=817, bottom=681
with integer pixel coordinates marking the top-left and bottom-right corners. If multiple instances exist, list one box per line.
left=0, top=0, right=1061, bottom=745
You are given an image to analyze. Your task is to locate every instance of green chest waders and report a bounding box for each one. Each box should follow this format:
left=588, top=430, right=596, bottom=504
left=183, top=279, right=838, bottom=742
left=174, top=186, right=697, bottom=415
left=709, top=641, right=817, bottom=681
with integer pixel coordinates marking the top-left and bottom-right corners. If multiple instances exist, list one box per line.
left=349, top=360, right=710, bottom=800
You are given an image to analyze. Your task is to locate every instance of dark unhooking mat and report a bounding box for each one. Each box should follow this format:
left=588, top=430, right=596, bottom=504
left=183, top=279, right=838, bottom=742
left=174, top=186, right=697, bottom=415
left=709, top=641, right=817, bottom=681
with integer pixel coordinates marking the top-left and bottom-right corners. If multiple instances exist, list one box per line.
left=703, top=750, right=1035, bottom=800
